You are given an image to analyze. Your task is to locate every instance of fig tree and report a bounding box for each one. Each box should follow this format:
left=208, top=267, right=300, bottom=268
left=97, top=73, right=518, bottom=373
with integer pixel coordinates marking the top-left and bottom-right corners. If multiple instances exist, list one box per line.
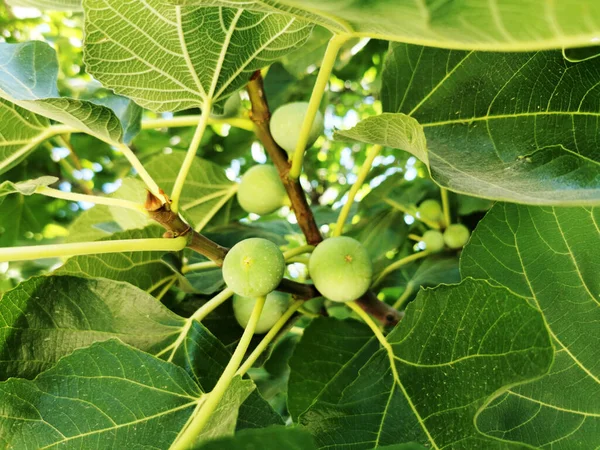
left=237, top=165, right=288, bottom=216
left=422, top=230, right=444, bottom=253
left=308, top=236, right=372, bottom=302
left=222, top=238, right=285, bottom=297
left=233, top=291, right=291, bottom=334
left=443, top=224, right=471, bottom=249
left=270, top=102, right=324, bottom=156
left=417, top=199, right=443, bottom=224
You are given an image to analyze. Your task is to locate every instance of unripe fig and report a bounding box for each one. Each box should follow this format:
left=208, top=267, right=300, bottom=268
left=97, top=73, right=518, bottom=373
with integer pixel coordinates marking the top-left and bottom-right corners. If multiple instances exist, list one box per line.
left=233, top=291, right=291, bottom=334
left=270, top=102, right=324, bottom=156
left=237, top=165, right=288, bottom=216
left=211, top=93, right=241, bottom=118
left=417, top=199, right=443, bottom=224
left=422, top=230, right=444, bottom=253
left=309, top=236, right=372, bottom=303
left=222, top=238, right=285, bottom=297
left=443, top=224, right=471, bottom=249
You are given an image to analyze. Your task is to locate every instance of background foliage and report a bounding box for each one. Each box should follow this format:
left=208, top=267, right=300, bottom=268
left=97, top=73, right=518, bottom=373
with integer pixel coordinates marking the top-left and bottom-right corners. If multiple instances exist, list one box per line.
left=0, top=1, right=598, bottom=449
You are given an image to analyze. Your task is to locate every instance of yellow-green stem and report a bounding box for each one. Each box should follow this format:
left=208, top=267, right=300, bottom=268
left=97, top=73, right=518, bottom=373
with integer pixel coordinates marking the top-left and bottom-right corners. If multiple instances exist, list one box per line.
left=372, top=251, right=431, bottom=288
left=181, top=261, right=219, bottom=274
left=384, top=198, right=440, bottom=230
left=393, top=282, right=414, bottom=310
left=155, top=276, right=177, bottom=301
left=113, top=142, right=162, bottom=199
left=333, top=144, right=383, bottom=236
left=143, top=115, right=254, bottom=132
left=283, top=244, right=315, bottom=261
left=171, top=106, right=212, bottom=213
left=408, top=234, right=422, bottom=241
left=0, top=237, right=187, bottom=263
left=289, top=34, right=349, bottom=179
left=236, top=299, right=303, bottom=377
left=347, top=301, right=398, bottom=372
left=157, top=289, right=234, bottom=362
left=440, top=188, right=451, bottom=228
left=170, top=296, right=266, bottom=450
left=36, top=186, right=148, bottom=213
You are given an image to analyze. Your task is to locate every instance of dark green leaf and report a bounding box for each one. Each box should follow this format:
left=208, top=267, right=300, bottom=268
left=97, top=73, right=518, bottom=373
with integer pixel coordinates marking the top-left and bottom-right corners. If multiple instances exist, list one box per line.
left=337, top=44, right=600, bottom=205
left=461, top=204, right=600, bottom=448
left=194, top=426, right=316, bottom=450
left=298, top=279, right=553, bottom=449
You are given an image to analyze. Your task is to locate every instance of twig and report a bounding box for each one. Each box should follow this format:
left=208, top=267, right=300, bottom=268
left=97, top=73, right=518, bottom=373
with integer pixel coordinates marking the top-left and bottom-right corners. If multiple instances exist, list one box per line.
left=246, top=71, right=401, bottom=327
left=246, top=71, right=322, bottom=246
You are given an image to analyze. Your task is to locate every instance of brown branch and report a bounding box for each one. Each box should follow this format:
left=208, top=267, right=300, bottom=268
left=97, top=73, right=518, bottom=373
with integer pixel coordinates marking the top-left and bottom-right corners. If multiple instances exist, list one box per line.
left=246, top=71, right=400, bottom=328
left=246, top=71, right=322, bottom=246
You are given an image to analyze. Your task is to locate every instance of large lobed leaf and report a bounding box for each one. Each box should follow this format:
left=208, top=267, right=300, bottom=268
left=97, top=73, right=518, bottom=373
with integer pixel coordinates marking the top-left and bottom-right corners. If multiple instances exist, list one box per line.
left=337, top=44, right=600, bottom=206
left=0, top=275, right=283, bottom=440
left=461, top=204, right=600, bottom=448
left=83, top=0, right=313, bottom=113
left=290, top=279, right=553, bottom=449
left=168, top=0, right=600, bottom=51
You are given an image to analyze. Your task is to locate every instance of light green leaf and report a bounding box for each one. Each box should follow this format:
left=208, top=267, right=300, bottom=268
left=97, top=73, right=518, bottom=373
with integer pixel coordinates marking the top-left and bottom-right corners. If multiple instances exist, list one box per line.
left=0, top=176, right=57, bottom=203
left=0, top=99, right=51, bottom=175
left=6, top=0, right=82, bottom=10
left=168, top=0, right=600, bottom=51
left=64, top=204, right=114, bottom=243
left=193, top=426, right=317, bottom=450
left=296, top=279, right=553, bottom=449
left=83, top=0, right=312, bottom=113
left=0, top=339, right=254, bottom=449
left=339, top=44, right=600, bottom=205
left=146, top=151, right=239, bottom=231
left=335, top=113, right=427, bottom=164
left=461, top=204, right=600, bottom=448
left=0, top=191, right=53, bottom=247
left=0, top=41, right=139, bottom=145
left=58, top=226, right=178, bottom=293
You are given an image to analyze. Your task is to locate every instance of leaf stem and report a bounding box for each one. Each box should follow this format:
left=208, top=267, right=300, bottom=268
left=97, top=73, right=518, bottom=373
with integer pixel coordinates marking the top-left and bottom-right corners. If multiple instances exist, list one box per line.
left=333, top=144, right=383, bottom=236
left=236, top=299, right=303, bottom=377
left=181, top=261, right=219, bottom=274
left=155, top=276, right=177, bottom=301
left=170, top=296, right=266, bottom=450
left=440, top=188, right=451, bottom=228
left=289, top=34, right=349, bottom=180
left=113, top=142, right=163, bottom=199
left=408, top=234, right=422, bottom=241
left=372, top=251, right=431, bottom=288
left=0, top=237, right=187, bottom=263
left=160, top=288, right=234, bottom=362
left=36, top=186, right=148, bottom=213
left=142, top=115, right=254, bottom=132
left=283, top=244, right=315, bottom=260
left=384, top=198, right=440, bottom=230
left=171, top=106, right=212, bottom=213
left=392, top=282, right=414, bottom=310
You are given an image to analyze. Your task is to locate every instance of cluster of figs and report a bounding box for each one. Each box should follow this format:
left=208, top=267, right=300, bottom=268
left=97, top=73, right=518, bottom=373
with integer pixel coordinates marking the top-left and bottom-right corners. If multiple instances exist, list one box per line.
left=220, top=99, right=470, bottom=332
